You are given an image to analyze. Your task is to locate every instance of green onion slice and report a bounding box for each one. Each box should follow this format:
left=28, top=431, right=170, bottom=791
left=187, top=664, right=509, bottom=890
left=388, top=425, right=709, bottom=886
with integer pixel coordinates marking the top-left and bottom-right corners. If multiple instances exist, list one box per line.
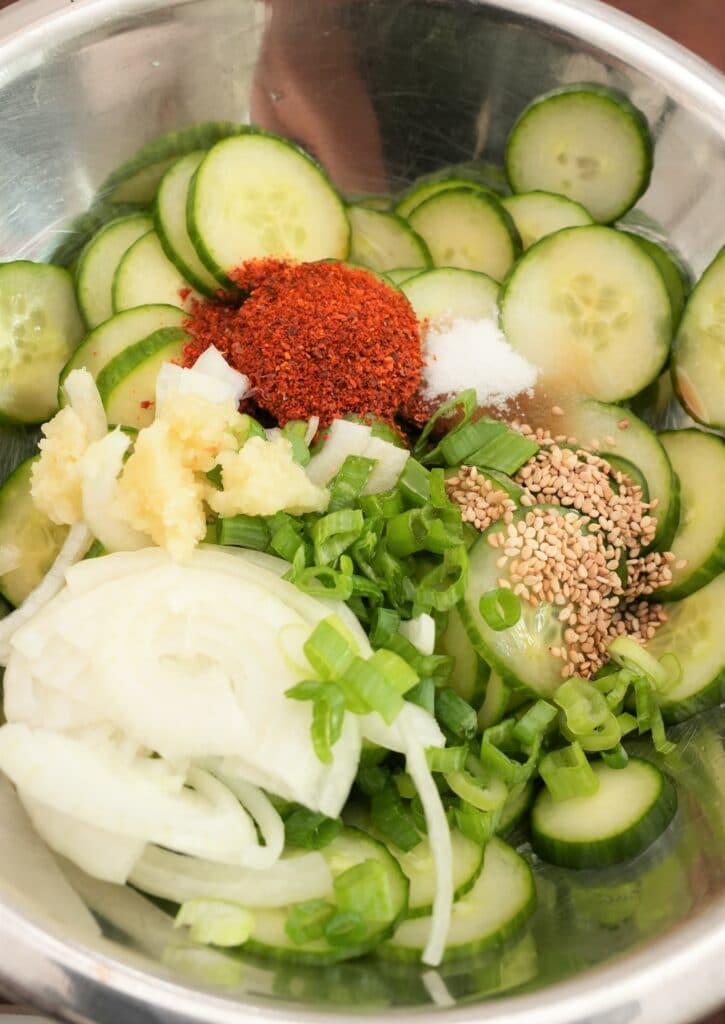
left=479, top=588, right=521, bottom=631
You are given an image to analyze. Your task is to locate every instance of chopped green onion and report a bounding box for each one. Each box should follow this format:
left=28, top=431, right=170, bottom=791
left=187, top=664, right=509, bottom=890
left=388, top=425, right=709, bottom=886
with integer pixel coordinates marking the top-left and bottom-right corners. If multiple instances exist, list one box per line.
left=323, top=911, right=368, bottom=947
left=609, top=636, right=670, bottom=692
left=206, top=465, right=223, bottom=489
left=445, top=769, right=508, bottom=812
left=405, top=677, right=435, bottom=715
left=368, top=648, right=419, bottom=695
left=328, top=456, right=376, bottom=511
left=282, top=420, right=312, bottom=466
left=482, top=717, right=518, bottom=753
left=562, top=711, right=621, bottom=752
left=342, top=657, right=404, bottom=724
left=334, top=859, right=394, bottom=923
left=383, top=633, right=454, bottom=686
left=394, top=772, right=417, bottom=800
left=355, top=755, right=390, bottom=796
left=426, top=745, right=468, bottom=773
left=479, top=740, right=527, bottom=787
left=539, top=743, right=599, bottom=802
left=174, top=899, right=254, bottom=947
left=554, top=677, right=612, bottom=735
left=479, top=588, right=521, bottom=631
left=303, top=616, right=357, bottom=680
left=435, top=689, right=477, bottom=740
left=269, top=516, right=306, bottom=562
left=449, top=803, right=497, bottom=846
left=292, top=566, right=354, bottom=600
left=657, top=652, right=682, bottom=695
left=386, top=504, right=463, bottom=558
left=429, top=468, right=449, bottom=509
left=601, top=743, right=629, bottom=770
left=285, top=899, right=335, bottom=944
left=235, top=414, right=266, bottom=444
left=634, top=677, right=675, bottom=754
left=437, top=418, right=509, bottom=467
left=414, top=388, right=477, bottom=458
left=467, top=430, right=539, bottom=475
left=369, top=607, right=401, bottom=648
left=311, top=509, right=365, bottom=565
left=512, top=700, right=558, bottom=748
left=415, top=544, right=469, bottom=612
left=397, top=458, right=431, bottom=507
left=409, top=794, right=428, bottom=835
left=202, top=521, right=219, bottom=545
left=286, top=679, right=346, bottom=764
left=359, top=489, right=404, bottom=519
left=370, top=784, right=420, bottom=851
left=218, top=514, right=270, bottom=551
left=617, top=712, right=638, bottom=737
left=284, top=807, right=342, bottom=849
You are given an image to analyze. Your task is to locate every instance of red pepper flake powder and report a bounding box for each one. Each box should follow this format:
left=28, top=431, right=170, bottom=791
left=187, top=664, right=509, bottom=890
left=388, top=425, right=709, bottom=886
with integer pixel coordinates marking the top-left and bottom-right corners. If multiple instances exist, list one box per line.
left=183, top=259, right=422, bottom=427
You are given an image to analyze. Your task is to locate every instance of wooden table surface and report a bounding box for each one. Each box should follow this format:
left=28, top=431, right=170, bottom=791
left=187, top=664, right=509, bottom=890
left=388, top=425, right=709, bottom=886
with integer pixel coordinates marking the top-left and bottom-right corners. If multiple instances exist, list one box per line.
left=0, top=0, right=722, bottom=1021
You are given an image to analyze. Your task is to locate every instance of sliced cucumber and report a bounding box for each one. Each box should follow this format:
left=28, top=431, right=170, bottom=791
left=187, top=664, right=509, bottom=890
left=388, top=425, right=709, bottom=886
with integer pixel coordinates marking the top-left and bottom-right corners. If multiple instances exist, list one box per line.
left=478, top=671, right=509, bottom=730
left=386, top=268, right=425, bottom=286
left=347, top=206, right=431, bottom=273
left=394, top=177, right=493, bottom=220
left=527, top=398, right=679, bottom=551
left=99, top=121, right=243, bottom=205
left=155, top=152, right=221, bottom=298
left=605, top=455, right=649, bottom=503
left=388, top=829, right=483, bottom=919
left=500, top=190, right=593, bottom=250
left=0, top=261, right=85, bottom=424
left=500, top=226, right=671, bottom=403
left=378, top=837, right=534, bottom=962
left=654, top=430, right=725, bottom=600
left=649, top=573, right=725, bottom=723
left=0, top=457, right=68, bottom=607
left=531, top=758, right=677, bottom=869
left=112, top=231, right=199, bottom=313
left=245, top=828, right=408, bottom=964
left=352, top=194, right=393, bottom=212
left=60, top=304, right=186, bottom=387
left=408, top=189, right=521, bottom=282
left=671, top=246, right=725, bottom=430
left=438, top=604, right=489, bottom=706
left=620, top=232, right=690, bottom=330
left=188, top=133, right=350, bottom=284
left=49, top=201, right=147, bottom=269
left=460, top=507, right=577, bottom=697
left=97, top=326, right=190, bottom=429
left=401, top=267, right=499, bottom=324
left=505, top=85, right=652, bottom=223
left=75, top=213, right=154, bottom=328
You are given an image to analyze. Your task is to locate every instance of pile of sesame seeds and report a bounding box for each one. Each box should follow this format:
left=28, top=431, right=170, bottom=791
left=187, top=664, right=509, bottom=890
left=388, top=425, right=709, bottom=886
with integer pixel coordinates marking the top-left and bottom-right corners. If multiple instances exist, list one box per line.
left=446, top=424, right=686, bottom=679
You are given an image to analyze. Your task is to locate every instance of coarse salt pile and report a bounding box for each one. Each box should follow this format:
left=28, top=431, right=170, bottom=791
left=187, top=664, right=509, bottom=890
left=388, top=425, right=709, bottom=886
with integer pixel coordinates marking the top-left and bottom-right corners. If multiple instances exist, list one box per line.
left=422, top=317, right=539, bottom=409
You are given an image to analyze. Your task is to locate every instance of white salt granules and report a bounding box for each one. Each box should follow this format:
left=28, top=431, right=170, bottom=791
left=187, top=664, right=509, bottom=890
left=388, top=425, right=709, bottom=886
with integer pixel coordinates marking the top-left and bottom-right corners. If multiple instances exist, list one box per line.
left=422, top=317, right=539, bottom=409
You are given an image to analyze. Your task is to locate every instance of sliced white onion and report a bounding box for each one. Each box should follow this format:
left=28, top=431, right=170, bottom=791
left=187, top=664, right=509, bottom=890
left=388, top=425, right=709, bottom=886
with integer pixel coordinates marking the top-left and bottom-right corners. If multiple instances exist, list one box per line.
left=304, top=416, right=320, bottom=446
left=399, top=613, right=436, bottom=656
left=361, top=701, right=444, bottom=754
left=305, top=419, right=372, bottom=486
left=156, top=346, right=249, bottom=409
left=0, top=522, right=92, bottom=665
left=0, top=543, right=21, bottom=576
left=362, top=434, right=409, bottom=495
left=209, top=771, right=285, bottom=868
left=404, top=737, right=453, bottom=967
left=192, top=345, right=249, bottom=403
left=129, top=845, right=332, bottom=908
left=80, top=430, right=151, bottom=552
left=21, top=793, right=146, bottom=884
left=62, top=368, right=107, bottom=442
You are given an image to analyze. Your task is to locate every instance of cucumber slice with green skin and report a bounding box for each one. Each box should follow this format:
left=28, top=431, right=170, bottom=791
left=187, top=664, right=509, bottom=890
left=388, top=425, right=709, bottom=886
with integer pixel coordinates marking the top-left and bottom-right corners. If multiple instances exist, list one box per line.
left=460, top=506, right=591, bottom=698
left=408, top=189, right=521, bottom=282
left=531, top=758, right=677, bottom=869
left=383, top=829, right=483, bottom=920
left=60, top=304, right=186, bottom=388
left=97, top=326, right=190, bottom=429
left=394, top=177, right=493, bottom=220
left=99, top=121, right=243, bottom=205
left=378, top=837, right=534, bottom=963
left=347, top=206, right=431, bottom=274
left=0, top=456, right=68, bottom=607
left=438, top=605, right=489, bottom=706
left=654, top=430, right=725, bottom=600
left=496, top=782, right=535, bottom=837
left=0, top=261, right=85, bottom=424
left=112, top=231, right=199, bottom=314
left=648, top=573, right=725, bottom=723
left=75, top=213, right=154, bottom=328
left=188, top=133, right=350, bottom=286
left=352, top=195, right=393, bottom=212
left=500, top=226, right=671, bottom=403
left=244, top=828, right=408, bottom=964
left=620, top=232, right=690, bottom=331
left=50, top=201, right=147, bottom=270
left=500, top=190, right=593, bottom=250
left=401, top=267, right=499, bottom=324
left=155, top=152, right=221, bottom=298
left=604, top=455, right=649, bottom=503
left=671, top=246, right=725, bottom=430
left=505, top=85, right=652, bottom=223
left=386, top=268, right=425, bottom=286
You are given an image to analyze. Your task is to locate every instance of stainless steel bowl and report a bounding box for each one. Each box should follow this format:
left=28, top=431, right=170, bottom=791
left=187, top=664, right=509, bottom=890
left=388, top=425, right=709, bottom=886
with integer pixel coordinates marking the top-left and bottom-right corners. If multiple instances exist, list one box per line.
left=0, top=1, right=724, bottom=1022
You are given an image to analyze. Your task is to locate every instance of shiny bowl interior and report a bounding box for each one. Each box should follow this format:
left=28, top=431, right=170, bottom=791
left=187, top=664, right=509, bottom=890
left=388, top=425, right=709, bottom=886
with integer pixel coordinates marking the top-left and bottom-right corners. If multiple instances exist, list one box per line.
left=0, top=1, right=724, bottom=1022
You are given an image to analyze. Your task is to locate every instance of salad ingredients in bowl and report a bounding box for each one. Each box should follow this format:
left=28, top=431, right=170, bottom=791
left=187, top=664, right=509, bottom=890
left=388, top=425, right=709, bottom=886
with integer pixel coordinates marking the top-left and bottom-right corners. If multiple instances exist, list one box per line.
left=0, top=81, right=723, bottom=974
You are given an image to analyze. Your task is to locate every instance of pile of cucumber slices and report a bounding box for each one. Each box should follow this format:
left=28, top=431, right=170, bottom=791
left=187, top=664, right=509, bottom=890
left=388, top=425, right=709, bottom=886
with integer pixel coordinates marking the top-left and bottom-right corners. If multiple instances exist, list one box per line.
left=0, top=81, right=722, bottom=968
